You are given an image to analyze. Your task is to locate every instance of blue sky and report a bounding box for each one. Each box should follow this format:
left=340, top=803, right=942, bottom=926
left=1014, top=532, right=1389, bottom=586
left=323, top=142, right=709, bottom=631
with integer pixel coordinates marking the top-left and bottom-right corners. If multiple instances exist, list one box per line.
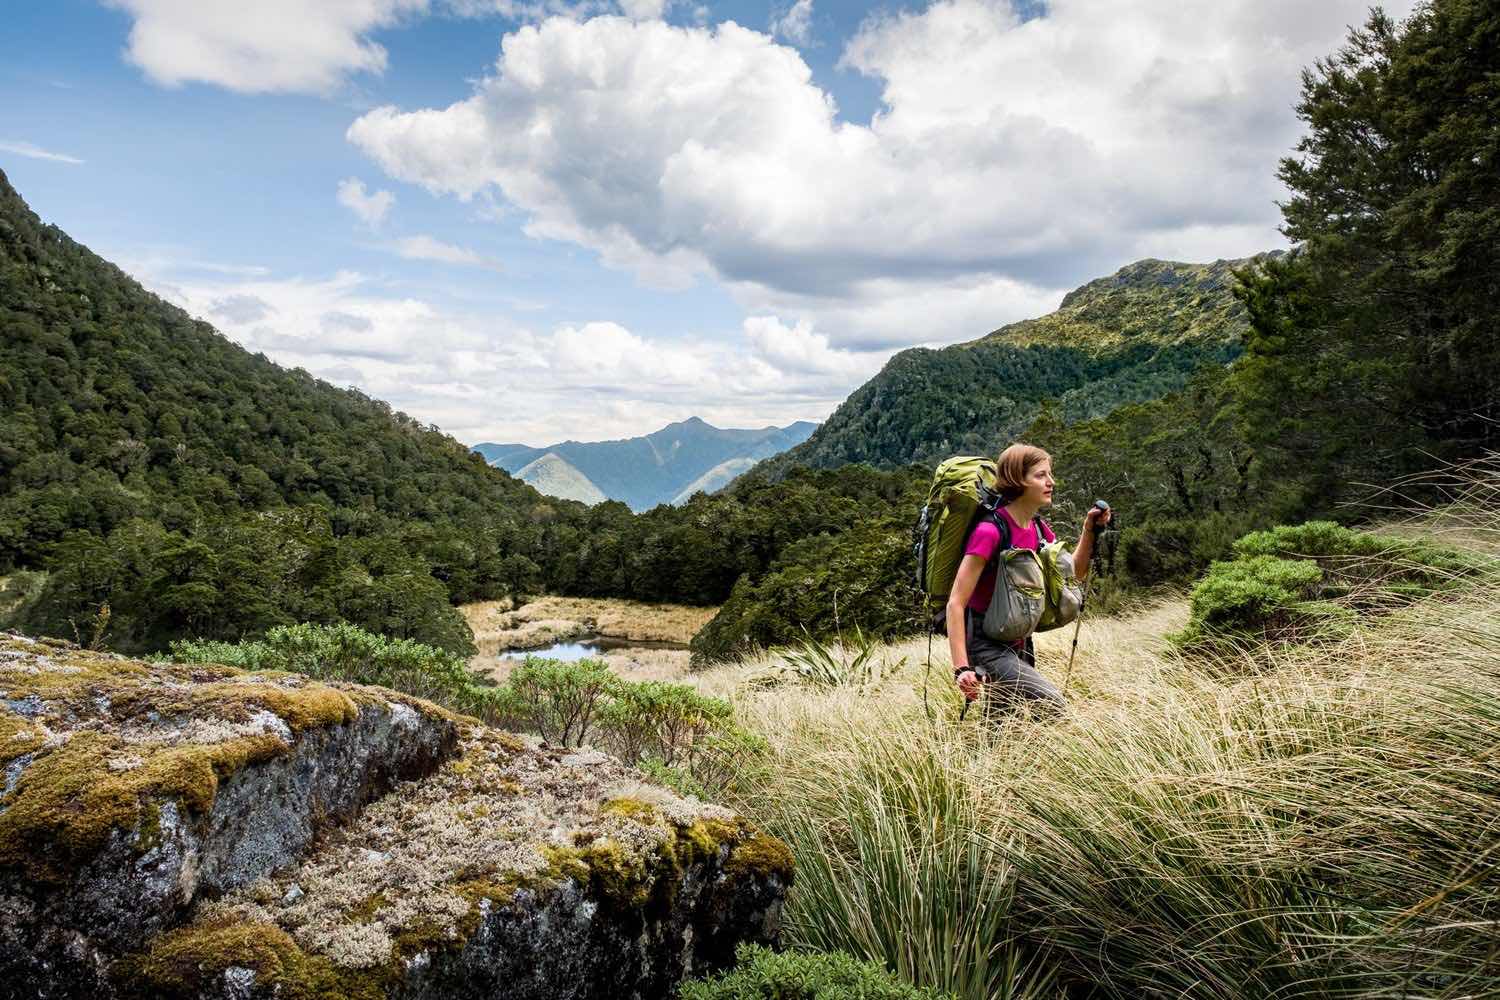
left=0, top=0, right=1413, bottom=446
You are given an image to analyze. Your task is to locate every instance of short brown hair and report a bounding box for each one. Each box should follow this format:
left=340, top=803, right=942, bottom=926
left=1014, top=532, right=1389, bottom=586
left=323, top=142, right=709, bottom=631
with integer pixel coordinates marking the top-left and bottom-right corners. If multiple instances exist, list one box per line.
left=992, top=443, right=1051, bottom=502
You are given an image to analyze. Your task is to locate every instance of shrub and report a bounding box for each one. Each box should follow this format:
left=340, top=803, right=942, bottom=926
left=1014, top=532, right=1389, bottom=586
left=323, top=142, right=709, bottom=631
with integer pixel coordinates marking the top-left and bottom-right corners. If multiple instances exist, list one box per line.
left=637, top=756, right=710, bottom=801
left=1173, top=520, right=1489, bottom=652
left=679, top=945, right=957, bottom=1000
left=166, top=621, right=507, bottom=723
left=499, top=656, right=620, bottom=746
left=501, top=662, right=764, bottom=795
left=1231, top=520, right=1485, bottom=598
left=598, top=679, right=731, bottom=767
left=1172, top=555, right=1348, bottom=650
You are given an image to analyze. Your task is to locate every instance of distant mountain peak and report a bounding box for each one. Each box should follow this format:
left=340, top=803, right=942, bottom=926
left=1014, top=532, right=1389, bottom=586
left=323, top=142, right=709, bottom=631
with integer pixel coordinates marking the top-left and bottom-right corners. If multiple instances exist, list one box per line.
left=475, top=416, right=817, bottom=510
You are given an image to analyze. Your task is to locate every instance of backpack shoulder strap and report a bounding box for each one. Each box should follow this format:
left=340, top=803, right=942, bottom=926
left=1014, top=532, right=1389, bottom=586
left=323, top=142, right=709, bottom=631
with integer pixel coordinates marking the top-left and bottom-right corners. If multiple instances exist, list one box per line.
left=966, top=507, right=1011, bottom=559
left=1033, top=516, right=1048, bottom=551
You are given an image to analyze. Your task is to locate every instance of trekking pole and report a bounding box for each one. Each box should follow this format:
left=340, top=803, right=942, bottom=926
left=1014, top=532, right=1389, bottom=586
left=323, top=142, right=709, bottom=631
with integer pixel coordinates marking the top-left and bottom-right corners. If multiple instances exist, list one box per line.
left=1062, top=501, right=1110, bottom=698
left=922, top=617, right=935, bottom=724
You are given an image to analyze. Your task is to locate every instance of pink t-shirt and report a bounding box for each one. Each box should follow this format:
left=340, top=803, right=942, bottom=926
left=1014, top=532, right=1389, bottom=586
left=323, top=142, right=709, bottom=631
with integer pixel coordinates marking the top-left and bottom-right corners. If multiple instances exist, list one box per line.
left=964, top=507, right=1055, bottom=615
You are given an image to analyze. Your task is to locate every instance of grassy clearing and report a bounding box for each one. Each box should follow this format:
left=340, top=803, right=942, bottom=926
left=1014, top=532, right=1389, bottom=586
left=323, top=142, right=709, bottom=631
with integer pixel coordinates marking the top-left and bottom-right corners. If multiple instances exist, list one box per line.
left=697, top=478, right=1500, bottom=998
left=463, top=596, right=715, bottom=655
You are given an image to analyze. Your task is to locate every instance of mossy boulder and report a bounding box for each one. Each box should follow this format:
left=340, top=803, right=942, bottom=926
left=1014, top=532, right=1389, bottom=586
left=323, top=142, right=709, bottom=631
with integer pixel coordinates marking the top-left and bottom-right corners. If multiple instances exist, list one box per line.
left=108, top=739, right=789, bottom=1000
left=0, top=632, right=459, bottom=996
left=0, top=632, right=790, bottom=1000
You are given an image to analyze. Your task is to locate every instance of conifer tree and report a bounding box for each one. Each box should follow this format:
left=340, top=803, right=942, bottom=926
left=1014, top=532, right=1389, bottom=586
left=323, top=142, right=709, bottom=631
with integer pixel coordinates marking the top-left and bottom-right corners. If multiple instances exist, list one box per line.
left=1234, top=0, right=1500, bottom=509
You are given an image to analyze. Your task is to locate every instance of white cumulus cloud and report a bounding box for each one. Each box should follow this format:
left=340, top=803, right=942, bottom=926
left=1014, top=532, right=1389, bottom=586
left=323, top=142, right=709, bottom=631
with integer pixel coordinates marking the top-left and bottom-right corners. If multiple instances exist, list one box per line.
left=769, top=0, right=814, bottom=46
left=106, top=0, right=429, bottom=94
left=743, top=315, right=867, bottom=377
left=131, top=258, right=882, bottom=444
left=337, top=177, right=396, bottom=227
left=348, top=0, right=1418, bottom=349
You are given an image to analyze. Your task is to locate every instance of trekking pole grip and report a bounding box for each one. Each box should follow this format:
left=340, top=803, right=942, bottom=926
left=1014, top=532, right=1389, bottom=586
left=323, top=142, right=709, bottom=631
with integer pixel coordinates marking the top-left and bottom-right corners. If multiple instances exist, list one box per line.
left=1090, top=499, right=1110, bottom=535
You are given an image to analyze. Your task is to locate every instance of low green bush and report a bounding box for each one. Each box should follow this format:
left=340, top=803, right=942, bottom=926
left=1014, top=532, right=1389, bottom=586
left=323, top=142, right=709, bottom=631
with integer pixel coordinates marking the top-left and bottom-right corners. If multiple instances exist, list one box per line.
left=498, top=656, right=619, bottom=746
left=169, top=623, right=763, bottom=793
left=166, top=621, right=506, bottom=720
left=1173, top=520, right=1487, bottom=652
left=1232, top=520, right=1484, bottom=595
left=501, top=658, right=764, bottom=795
left=600, top=679, right=732, bottom=767
left=679, top=945, right=956, bottom=1000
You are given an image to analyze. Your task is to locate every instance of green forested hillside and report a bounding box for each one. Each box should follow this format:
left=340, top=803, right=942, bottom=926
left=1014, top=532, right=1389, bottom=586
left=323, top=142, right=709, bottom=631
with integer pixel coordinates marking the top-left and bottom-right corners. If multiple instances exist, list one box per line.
left=0, top=170, right=919, bottom=654
left=752, top=258, right=1256, bottom=477
left=0, top=169, right=573, bottom=650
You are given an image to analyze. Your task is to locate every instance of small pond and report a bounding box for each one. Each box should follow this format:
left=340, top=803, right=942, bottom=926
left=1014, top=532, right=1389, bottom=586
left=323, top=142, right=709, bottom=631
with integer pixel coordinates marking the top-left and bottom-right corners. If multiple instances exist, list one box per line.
left=502, top=635, right=690, bottom=661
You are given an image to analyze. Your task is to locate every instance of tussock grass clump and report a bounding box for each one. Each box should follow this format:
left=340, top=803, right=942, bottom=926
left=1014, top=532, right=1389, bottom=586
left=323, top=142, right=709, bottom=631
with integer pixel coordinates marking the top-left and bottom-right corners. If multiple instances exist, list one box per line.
left=714, top=476, right=1500, bottom=998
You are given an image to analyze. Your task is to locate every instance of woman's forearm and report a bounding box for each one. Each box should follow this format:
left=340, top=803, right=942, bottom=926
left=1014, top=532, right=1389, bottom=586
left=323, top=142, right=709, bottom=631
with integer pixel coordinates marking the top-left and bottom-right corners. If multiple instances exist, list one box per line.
left=1073, top=529, right=1093, bottom=583
left=946, top=600, right=968, bottom=668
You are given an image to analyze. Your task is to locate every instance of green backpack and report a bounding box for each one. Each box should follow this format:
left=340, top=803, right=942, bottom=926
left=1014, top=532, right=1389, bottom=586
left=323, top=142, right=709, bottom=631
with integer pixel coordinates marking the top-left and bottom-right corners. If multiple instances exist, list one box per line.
left=913, top=456, right=1082, bottom=632
left=1035, top=541, right=1083, bottom=632
left=913, top=456, right=996, bottom=614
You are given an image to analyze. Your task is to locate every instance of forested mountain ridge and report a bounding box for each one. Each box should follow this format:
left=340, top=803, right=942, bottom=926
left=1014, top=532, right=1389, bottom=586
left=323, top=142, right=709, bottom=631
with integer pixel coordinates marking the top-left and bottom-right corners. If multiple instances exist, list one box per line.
left=749, top=257, right=1261, bottom=477
left=0, top=167, right=921, bottom=656
left=0, top=167, right=572, bottom=651
left=983, top=257, right=1258, bottom=350
left=474, top=417, right=817, bottom=510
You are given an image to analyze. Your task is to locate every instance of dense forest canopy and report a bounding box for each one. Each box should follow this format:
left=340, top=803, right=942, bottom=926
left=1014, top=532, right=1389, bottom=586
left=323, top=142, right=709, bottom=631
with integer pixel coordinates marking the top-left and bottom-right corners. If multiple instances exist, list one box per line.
left=1230, top=0, right=1500, bottom=508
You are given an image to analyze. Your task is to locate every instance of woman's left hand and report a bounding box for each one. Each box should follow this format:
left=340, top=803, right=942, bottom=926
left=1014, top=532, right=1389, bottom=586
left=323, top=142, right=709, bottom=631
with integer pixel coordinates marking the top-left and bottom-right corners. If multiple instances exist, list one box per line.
left=1084, top=506, right=1112, bottom=531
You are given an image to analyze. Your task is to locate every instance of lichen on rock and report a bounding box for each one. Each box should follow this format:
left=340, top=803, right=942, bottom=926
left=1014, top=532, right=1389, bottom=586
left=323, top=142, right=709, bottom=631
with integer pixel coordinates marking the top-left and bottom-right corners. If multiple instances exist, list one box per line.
left=0, top=632, right=790, bottom=1000
left=0, top=631, right=459, bottom=995
left=171, top=729, right=788, bottom=998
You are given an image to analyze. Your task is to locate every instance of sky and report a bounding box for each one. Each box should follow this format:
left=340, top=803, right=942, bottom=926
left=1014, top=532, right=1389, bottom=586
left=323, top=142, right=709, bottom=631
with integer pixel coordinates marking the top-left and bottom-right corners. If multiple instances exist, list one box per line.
left=1, top=0, right=1416, bottom=447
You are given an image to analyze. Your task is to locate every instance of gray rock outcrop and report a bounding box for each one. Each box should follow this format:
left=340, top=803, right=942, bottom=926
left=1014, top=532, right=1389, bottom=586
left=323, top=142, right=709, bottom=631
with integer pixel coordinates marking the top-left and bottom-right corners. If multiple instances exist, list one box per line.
left=0, top=634, right=790, bottom=1000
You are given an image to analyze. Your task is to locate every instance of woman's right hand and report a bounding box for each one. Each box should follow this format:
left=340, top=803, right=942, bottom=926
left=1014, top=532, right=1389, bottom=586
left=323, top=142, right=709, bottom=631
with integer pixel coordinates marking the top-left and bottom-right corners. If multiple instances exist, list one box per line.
left=955, top=668, right=981, bottom=701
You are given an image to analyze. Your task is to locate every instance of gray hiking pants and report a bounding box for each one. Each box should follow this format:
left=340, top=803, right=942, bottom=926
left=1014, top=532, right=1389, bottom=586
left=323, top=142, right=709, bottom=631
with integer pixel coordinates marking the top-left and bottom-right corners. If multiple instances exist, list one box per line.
left=964, top=608, right=1064, bottom=717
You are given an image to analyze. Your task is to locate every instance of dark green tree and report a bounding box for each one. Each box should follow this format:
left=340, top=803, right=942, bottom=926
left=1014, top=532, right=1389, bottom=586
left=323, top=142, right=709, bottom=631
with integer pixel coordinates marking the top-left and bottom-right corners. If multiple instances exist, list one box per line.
left=1233, top=0, right=1500, bottom=511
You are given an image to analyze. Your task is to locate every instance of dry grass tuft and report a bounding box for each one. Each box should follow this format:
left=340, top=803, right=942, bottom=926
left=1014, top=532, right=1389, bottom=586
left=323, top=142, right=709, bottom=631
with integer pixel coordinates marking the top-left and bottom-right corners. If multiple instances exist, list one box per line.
left=462, top=596, right=715, bottom=654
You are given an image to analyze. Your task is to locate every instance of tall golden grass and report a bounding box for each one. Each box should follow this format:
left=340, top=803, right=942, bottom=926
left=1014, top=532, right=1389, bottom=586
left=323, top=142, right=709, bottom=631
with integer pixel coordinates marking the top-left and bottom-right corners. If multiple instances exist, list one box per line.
left=708, top=463, right=1500, bottom=998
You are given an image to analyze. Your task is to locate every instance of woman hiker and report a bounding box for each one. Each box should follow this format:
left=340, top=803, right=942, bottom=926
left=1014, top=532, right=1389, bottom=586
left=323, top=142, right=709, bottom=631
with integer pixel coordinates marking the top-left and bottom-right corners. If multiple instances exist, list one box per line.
left=947, top=443, right=1111, bottom=715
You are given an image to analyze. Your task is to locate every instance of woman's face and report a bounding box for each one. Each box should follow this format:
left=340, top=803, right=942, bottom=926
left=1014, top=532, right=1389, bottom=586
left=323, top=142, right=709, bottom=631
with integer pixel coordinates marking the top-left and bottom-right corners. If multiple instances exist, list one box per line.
left=1021, top=460, right=1055, bottom=507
